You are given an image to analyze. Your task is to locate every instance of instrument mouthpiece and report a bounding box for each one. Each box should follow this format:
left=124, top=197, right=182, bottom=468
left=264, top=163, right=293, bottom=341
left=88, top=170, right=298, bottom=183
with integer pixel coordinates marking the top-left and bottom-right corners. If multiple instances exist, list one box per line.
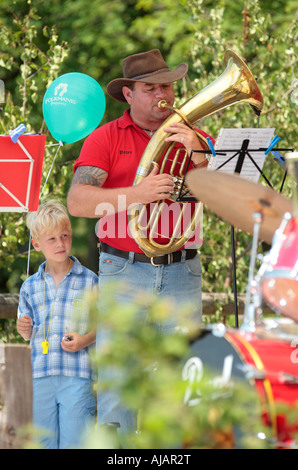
left=158, top=100, right=168, bottom=109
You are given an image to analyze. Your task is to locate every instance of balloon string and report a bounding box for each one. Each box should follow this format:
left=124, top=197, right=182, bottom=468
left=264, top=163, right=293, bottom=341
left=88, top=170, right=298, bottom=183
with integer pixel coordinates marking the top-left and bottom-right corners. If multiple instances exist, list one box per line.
left=26, top=141, right=63, bottom=277
left=40, top=141, right=63, bottom=196
left=26, top=231, right=32, bottom=278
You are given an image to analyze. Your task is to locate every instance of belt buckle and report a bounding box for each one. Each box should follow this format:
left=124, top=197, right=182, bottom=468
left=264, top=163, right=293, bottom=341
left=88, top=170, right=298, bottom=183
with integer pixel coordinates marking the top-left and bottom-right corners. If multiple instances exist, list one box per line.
left=150, top=253, right=173, bottom=267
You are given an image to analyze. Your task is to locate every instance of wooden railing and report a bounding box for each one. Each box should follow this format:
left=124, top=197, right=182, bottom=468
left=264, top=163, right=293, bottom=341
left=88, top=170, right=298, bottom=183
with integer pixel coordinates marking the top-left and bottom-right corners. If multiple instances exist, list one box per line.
left=0, top=292, right=273, bottom=321
left=0, top=294, right=20, bottom=320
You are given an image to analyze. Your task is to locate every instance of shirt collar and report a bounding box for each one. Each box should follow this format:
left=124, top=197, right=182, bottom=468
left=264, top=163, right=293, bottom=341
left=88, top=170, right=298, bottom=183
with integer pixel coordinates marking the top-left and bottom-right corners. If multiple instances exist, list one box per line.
left=118, top=108, right=151, bottom=136
left=118, top=108, right=135, bottom=129
left=69, top=256, right=83, bottom=275
left=36, top=255, right=83, bottom=278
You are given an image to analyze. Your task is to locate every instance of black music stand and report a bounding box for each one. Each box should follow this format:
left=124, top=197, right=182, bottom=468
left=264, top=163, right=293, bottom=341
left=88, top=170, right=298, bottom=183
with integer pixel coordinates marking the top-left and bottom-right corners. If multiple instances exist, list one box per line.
left=178, top=132, right=292, bottom=327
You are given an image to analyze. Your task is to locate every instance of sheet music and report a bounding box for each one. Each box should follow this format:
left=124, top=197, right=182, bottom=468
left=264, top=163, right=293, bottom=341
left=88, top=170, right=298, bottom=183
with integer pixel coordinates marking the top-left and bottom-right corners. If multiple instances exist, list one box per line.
left=208, top=128, right=275, bottom=182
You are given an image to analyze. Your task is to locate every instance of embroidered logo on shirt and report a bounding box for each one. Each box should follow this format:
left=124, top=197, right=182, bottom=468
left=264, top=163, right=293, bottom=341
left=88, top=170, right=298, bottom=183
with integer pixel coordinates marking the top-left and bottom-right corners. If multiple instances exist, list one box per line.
left=73, top=299, right=85, bottom=310
left=120, top=150, right=133, bottom=155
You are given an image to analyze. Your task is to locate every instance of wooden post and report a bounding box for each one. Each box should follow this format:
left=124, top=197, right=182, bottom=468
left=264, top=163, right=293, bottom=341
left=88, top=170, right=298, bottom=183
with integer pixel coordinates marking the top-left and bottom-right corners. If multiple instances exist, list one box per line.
left=0, top=344, right=32, bottom=449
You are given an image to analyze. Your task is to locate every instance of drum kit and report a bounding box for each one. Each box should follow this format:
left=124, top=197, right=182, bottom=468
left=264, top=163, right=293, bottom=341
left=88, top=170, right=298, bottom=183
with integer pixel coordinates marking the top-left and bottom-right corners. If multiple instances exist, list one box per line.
left=184, top=157, right=298, bottom=448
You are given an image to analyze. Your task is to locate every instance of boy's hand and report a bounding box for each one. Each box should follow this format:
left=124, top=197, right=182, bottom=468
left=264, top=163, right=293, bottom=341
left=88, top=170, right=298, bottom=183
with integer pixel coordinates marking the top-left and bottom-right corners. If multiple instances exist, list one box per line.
left=61, top=332, right=85, bottom=352
left=17, top=315, right=32, bottom=340
left=61, top=330, right=96, bottom=352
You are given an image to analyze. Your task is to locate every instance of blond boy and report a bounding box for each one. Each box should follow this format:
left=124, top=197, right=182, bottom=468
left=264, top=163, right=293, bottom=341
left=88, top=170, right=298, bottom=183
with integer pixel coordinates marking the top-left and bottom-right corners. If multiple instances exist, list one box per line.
left=17, top=200, right=98, bottom=448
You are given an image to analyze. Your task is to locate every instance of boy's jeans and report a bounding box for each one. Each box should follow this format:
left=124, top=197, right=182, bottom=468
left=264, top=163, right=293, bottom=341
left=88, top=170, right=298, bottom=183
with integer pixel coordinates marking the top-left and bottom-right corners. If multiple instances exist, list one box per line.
left=33, top=375, right=95, bottom=448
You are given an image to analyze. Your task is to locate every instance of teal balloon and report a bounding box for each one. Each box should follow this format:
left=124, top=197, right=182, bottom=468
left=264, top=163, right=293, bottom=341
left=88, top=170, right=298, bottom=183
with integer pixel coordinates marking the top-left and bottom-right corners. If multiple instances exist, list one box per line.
left=42, top=73, right=106, bottom=144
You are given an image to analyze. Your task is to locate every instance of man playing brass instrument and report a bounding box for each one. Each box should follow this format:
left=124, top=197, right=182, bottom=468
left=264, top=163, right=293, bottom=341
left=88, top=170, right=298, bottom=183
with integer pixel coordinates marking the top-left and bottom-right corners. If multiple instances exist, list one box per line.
left=67, top=49, right=213, bottom=435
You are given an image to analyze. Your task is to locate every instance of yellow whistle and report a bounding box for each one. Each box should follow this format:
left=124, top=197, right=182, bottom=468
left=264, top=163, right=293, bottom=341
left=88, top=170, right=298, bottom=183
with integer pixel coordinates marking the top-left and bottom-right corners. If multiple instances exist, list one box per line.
left=41, top=340, right=49, bottom=355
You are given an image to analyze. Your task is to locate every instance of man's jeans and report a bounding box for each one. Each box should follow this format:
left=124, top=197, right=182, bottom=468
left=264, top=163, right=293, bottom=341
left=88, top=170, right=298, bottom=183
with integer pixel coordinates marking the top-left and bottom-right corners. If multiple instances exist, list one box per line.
left=97, top=249, right=202, bottom=435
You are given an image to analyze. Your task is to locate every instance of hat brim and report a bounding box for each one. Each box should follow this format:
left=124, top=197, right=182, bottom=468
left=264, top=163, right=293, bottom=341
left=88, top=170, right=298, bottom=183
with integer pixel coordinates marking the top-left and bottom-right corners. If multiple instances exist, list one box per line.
left=107, top=63, right=188, bottom=103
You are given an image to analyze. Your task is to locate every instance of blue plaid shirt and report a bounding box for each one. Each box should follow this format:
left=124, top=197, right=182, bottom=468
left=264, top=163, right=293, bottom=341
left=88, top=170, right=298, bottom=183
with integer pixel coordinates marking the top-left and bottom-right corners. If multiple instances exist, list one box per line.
left=18, top=256, right=98, bottom=379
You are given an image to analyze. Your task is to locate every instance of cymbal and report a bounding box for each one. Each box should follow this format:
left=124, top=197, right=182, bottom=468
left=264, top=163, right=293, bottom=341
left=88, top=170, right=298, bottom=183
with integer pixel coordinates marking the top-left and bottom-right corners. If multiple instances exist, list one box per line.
left=186, top=169, right=294, bottom=244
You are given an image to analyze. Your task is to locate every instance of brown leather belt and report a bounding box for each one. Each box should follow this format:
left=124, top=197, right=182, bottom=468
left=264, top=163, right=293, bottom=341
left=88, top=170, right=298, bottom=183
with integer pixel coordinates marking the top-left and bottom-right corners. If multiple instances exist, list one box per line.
left=100, top=242, right=197, bottom=266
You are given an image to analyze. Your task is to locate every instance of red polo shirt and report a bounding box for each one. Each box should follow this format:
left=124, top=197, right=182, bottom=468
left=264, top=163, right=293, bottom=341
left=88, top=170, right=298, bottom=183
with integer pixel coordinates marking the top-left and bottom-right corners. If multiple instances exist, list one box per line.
left=73, top=109, right=212, bottom=253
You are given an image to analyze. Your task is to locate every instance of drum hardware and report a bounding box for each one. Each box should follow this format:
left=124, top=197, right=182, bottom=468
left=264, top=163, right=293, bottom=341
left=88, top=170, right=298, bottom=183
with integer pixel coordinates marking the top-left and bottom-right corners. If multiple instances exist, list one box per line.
left=278, top=372, right=298, bottom=385
left=241, top=212, right=263, bottom=332
left=206, top=322, right=226, bottom=337
left=237, top=363, right=266, bottom=380
left=261, top=211, right=292, bottom=267
left=237, top=363, right=298, bottom=384
left=285, top=152, right=298, bottom=209
left=256, top=317, right=298, bottom=342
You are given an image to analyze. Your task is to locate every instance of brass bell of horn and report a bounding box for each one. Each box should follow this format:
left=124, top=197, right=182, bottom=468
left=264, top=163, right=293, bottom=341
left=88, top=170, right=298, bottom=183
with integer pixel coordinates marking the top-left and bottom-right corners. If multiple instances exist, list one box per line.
left=128, top=50, right=264, bottom=257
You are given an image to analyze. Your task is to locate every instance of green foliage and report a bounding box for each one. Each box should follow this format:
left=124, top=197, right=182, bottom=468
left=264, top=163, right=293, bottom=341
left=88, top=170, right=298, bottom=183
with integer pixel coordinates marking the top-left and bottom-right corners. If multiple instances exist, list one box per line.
left=86, top=283, right=267, bottom=449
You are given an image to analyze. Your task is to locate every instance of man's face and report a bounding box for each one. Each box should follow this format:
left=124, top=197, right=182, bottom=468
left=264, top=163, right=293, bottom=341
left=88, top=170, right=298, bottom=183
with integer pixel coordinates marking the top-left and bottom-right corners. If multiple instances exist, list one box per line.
left=124, top=81, right=175, bottom=126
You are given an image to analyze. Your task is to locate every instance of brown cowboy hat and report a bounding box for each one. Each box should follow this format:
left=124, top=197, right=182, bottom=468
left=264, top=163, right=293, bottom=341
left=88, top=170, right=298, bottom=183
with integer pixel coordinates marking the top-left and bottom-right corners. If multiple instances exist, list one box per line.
left=107, top=49, right=188, bottom=103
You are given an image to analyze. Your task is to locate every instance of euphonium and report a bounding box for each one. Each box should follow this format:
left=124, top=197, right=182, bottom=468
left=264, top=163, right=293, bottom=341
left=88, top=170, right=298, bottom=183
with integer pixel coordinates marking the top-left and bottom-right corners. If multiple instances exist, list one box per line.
left=128, top=50, right=264, bottom=257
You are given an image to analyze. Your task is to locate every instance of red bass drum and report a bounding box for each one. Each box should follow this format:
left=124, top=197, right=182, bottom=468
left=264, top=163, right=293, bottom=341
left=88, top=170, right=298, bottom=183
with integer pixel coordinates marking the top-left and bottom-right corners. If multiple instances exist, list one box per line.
left=183, top=327, right=298, bottom=448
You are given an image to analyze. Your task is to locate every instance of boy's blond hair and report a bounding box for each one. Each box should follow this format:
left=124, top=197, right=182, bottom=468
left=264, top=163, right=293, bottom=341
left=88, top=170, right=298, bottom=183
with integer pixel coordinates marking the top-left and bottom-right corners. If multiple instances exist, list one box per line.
left=26, top=199, right=72, bottom=241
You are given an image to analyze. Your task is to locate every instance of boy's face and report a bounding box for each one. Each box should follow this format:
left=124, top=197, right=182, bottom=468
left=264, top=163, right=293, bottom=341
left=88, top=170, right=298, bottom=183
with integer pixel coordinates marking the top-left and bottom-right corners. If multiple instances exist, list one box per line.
left=32, top=224, right=72, bottom=264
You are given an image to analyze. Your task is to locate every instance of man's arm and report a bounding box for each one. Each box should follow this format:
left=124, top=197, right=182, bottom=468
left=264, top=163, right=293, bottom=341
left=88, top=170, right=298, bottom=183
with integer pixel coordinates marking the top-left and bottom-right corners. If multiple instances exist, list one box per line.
left=67, top=165, right=174, bottom=218
left=67, top=166, right=109, bottom=218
